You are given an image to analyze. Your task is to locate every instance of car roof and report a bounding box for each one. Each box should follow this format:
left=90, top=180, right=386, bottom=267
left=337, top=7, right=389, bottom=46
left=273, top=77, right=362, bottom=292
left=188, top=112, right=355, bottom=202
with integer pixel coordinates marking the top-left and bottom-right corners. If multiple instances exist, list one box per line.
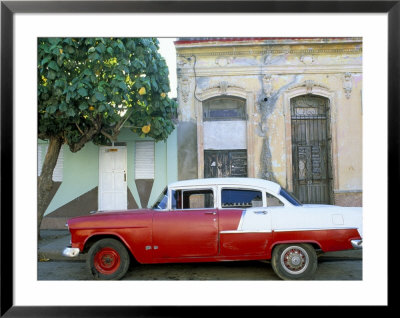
left=168, top=177, right=282, bottom=195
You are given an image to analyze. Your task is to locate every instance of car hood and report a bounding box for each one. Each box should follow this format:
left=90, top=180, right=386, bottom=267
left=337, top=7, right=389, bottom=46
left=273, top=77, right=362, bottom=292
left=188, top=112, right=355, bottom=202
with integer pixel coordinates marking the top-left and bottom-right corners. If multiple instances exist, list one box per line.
left=67, top=209, right=152, bottom=229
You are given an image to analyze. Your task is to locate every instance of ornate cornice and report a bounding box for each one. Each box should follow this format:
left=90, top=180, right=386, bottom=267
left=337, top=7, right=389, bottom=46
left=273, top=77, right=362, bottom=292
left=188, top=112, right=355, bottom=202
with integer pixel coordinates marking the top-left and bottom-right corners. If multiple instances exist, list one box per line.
left=177, top=64, right=362, bottom=77
left=177, top=47, right=362, bottom=58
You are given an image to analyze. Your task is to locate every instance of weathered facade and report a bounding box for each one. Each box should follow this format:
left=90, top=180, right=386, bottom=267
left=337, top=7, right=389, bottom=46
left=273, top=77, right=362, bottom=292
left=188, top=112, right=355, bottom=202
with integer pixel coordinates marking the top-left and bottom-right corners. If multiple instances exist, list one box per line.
left=175, top=38, right=362, bottom=206
left=39, top=128, right=178, bottom=229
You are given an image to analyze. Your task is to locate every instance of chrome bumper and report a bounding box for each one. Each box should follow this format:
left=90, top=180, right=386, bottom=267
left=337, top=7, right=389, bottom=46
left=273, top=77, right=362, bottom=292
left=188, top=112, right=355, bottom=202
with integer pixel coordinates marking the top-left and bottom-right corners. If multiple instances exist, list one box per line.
left=62, top=246, right=80, bottom=257
left=351, top=239, right=363, bottom=249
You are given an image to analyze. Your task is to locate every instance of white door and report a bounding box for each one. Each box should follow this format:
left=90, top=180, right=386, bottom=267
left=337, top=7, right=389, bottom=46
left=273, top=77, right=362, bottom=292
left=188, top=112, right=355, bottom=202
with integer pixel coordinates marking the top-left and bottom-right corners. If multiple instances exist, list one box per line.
left=99, top=146, right=127, bottom=211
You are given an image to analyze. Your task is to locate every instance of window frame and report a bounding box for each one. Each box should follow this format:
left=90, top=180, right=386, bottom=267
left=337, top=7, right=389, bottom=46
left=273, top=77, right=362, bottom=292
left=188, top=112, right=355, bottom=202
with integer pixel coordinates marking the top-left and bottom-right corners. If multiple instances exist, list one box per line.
left=265, top=192, right=285, bottom=207
left=203, top=96, right=247, bottom=121
left=218, top=186, right=266, bottom=209
left=170, top=186, right=217, bottom=211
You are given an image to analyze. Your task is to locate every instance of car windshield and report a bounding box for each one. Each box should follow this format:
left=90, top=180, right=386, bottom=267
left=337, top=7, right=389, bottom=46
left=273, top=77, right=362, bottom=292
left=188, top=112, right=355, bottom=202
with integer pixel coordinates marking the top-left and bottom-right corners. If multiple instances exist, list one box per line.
left=279, top=188, right=302, bottom=206
left=152, top=187, right=168, bottom=209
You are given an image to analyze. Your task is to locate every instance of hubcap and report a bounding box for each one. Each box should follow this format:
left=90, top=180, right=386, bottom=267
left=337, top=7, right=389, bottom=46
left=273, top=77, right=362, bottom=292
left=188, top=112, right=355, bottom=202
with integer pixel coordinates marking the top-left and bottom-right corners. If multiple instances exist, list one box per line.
left=280, top=246, right=309, bottom=275
left=94, top=247, right=121, bottom=275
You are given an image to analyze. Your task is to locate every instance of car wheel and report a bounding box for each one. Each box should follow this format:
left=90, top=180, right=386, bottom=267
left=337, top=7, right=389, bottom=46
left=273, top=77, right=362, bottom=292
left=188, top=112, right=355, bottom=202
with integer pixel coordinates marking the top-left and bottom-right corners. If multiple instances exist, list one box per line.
left=271, top=243, right=317, bottom=280
left=87, top=238, right=130, bottom=280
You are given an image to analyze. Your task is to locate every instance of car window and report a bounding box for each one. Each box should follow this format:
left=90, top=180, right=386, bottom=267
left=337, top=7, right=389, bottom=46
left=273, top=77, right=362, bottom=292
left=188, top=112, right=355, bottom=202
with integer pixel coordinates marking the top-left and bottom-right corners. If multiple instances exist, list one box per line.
left=221, top=188, right=263, bottom=208
left=266, top=192, right=284, bottom=207
left=172, top=189, right=214, bottom=209
left=152, top=187, right=168, bottom=209
left=279, top=188, right=302, bottom=206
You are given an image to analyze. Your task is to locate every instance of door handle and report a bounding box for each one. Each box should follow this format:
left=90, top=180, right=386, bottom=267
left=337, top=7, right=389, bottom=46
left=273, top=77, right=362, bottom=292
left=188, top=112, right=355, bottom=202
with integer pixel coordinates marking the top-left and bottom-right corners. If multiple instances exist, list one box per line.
left=254, top=210, right=268, bottom=215
left=204, top=211, right=217, bottom=215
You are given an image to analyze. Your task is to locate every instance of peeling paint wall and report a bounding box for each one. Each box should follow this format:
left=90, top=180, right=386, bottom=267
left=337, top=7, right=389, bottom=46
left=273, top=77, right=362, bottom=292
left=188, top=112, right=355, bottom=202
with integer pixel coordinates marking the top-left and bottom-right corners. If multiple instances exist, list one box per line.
left=175, top=38, right=362, bottom=206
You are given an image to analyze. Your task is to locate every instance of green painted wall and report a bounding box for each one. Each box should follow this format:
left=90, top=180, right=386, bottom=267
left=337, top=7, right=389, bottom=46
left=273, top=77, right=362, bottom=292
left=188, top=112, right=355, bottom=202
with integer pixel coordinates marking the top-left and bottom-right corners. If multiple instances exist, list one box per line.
left=41, top=127, right=178, bottom=215
left=44, top=142, right=99, bottom=215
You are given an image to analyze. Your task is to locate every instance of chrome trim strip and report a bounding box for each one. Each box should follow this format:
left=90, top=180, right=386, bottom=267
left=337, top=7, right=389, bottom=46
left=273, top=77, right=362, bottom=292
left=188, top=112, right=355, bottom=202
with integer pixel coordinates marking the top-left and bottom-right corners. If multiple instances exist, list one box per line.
left=274, top=227, right=358, bottom=232
left=220, top=230, right=272, bottom=234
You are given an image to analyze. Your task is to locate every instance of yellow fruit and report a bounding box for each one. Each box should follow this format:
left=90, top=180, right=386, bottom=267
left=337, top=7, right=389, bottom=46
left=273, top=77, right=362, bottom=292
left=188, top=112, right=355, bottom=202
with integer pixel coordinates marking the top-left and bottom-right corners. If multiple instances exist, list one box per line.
left=142, top=124, right=151, bottom=134
left=139, top=87, right=146, bottom=95
left=89, top=106, right=95, bottom=111
left=161, top=92, right=166, bottom=98
left=59, top=49, right=63, bottom=54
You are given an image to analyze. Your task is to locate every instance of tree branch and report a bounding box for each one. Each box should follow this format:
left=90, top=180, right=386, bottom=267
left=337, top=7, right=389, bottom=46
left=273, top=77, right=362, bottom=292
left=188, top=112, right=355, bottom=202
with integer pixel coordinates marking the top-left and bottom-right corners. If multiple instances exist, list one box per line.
left=68, top=124, right=101, bottom=153
left=114, top=107, right=134, bottom=132
left=100, top=129, right=116, bottom=142
left=75, top=123, right=84, bottom=135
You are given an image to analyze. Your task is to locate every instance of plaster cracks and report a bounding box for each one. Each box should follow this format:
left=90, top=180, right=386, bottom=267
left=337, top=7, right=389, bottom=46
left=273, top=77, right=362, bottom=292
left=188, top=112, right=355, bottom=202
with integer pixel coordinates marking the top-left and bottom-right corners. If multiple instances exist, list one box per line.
left=257, top=75, right=300, bottom=183
left=263, top=52, right=289, bottom=65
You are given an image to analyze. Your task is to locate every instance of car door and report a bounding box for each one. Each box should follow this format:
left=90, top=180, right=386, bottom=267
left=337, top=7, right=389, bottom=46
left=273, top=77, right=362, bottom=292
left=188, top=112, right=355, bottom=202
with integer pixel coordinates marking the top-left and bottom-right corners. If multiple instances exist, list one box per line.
left=218, top=187, right=273, bottom=256
left=152, top=187, right=219, bottom=259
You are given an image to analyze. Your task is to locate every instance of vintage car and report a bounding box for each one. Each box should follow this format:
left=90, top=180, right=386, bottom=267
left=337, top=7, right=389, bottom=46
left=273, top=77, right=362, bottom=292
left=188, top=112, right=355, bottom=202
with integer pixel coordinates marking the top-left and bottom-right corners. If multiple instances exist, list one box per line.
left=63, top=178, right=362, bottom=280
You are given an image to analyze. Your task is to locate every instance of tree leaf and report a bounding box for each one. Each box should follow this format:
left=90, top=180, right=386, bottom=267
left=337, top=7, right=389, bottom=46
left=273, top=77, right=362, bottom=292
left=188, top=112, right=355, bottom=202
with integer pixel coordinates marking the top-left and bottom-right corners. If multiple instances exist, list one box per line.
left=78, top=102, right=88, bottom=110
left=59, top=102, right=68, bottom=112
left=47, top=61, right=60, bottom=72
left=66, top=108, right=76, bottom=117
left=95, top=91, right=106, bottom=101
left=46, top=105, right=58, bottom=114
left=77, top=87, right=88, bottom=97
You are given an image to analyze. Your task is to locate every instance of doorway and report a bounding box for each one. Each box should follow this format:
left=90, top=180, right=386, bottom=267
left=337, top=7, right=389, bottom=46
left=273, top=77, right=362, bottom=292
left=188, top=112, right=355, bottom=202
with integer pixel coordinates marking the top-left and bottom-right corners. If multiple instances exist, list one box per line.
left=291, top=95, right=333, bottom=204
left=98, top=146, right=127, bottom=211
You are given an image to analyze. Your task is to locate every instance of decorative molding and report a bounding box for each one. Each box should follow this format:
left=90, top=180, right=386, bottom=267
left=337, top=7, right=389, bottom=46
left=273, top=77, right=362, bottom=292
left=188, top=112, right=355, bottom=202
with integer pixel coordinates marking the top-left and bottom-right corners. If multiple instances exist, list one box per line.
left=215, top=56, right=235, bottom=67
left=343, top=72, right=353, bottom=99
left=262, top=74, right=273, bottom=98
left=198, top=81, right=247, bottom=100
left=177, top=64, right=362, bottom=77
left=179, top=76, right=190, bottom=103
left=300, top=55, right=316, bottom=65
left=177, top=47, right=362, bottom=58
left=177, top=56, right=193, bottom=68
left=288, top=80, right=330, bottom=95
left=219, top=81, right=229, bottom=95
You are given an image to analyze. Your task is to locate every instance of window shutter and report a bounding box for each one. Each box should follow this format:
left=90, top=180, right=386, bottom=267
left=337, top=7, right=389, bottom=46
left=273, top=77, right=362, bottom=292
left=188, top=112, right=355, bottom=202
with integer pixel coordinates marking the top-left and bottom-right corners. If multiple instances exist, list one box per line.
left=135, top=141, right=155, bottom=179
left=37, top=144, right=64, bottom=182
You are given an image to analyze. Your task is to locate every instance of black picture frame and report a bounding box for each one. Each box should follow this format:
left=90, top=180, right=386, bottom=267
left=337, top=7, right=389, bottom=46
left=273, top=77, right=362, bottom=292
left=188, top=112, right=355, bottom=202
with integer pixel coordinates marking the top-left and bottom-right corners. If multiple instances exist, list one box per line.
left=1, top=1, right=395, bottom=316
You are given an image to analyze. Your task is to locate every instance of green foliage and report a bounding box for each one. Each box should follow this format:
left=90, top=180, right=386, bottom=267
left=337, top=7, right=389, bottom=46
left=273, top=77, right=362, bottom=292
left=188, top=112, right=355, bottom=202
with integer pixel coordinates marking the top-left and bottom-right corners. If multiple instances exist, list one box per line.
left=38, top=37, right=177, bottom=147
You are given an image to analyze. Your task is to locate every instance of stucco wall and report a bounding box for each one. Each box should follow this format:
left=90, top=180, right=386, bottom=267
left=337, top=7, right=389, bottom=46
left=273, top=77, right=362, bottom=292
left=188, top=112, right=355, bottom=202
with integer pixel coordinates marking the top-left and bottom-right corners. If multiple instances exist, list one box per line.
left=175, top=38, right=362, bottom=206
left=40, top=127, right=178, bottom=222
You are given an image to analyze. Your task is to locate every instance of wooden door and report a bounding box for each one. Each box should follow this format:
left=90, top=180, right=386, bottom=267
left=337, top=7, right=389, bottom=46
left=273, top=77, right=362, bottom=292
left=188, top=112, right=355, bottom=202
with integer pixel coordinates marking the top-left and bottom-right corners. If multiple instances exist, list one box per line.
left=98, top=146, right=127, bottom=211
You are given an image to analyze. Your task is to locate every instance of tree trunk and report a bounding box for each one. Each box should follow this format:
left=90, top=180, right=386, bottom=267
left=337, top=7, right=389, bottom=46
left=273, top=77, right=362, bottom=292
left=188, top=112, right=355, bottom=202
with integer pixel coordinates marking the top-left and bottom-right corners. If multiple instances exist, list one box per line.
left=37, top=136, right=63, bottom=239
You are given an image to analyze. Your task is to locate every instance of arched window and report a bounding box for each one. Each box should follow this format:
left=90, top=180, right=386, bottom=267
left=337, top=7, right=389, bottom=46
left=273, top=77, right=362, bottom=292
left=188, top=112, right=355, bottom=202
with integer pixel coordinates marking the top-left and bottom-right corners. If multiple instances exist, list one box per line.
left=203, top=97, right=246, bottom=121
left=202, top=96, right=248, bottom=178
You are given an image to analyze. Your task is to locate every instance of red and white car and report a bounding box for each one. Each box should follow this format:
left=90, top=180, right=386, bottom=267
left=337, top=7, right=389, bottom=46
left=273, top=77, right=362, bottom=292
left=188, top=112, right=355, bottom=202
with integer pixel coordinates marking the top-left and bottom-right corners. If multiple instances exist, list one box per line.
left=63, top=178, right=362, bottom=280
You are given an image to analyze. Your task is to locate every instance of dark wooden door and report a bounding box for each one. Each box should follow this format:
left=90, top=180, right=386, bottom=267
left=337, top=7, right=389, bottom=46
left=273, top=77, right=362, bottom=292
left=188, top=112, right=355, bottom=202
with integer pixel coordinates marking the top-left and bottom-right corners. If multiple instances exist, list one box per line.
left=291, top=96, right=333, bottom=204
left=204, top=150, right=247, bottom=178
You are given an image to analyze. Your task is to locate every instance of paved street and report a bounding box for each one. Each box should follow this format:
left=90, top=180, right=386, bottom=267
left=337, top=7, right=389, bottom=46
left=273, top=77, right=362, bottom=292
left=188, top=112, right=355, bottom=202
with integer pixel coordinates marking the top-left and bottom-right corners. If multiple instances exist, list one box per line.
left=38, top=257, right=362, bottom=280
left=37, top=230, right=362, bottom=280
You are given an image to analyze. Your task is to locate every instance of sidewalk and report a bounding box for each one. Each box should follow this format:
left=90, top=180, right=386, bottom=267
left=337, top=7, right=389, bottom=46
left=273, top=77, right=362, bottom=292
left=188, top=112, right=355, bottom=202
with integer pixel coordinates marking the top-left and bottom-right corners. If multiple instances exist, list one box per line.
left=38, top=229, right=362, bottom=262
left=38, top=230, right=86, bottom=261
